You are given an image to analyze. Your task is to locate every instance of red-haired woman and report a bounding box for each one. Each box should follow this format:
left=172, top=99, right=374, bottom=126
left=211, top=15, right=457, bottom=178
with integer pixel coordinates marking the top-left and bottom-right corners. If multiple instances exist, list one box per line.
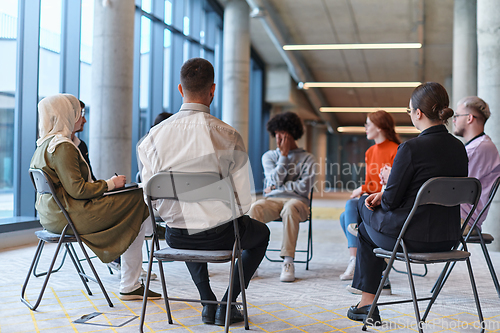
left=339, top=111, right=400, bottom=284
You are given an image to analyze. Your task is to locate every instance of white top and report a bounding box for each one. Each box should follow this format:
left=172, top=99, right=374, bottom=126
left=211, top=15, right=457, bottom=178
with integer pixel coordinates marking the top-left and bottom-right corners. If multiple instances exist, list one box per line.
left=138, top=103, right=255, bottom=231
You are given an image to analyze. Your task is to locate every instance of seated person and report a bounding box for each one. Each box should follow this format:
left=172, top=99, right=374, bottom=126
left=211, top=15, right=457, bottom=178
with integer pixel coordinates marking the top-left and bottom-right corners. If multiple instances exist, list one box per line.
left=339, top=110, right=399, bottom=282
left=30, top=94, right=160, bottom=301
left=346, top=82, right=468, bottom=324
left=452, top=96, right=500, bottom=235
left=248, top=112, right=315, bottom=283
left=138, top=58, right=270, bottom=327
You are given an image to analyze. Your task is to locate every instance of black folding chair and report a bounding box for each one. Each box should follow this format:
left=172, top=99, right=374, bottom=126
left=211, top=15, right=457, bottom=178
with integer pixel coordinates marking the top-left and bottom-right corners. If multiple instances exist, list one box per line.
left=139, top=171, right=249, bottom=333
left=21, top=168, right=113, bottom=310
left=432, top=176, right=500, bottom=298
left=264, top=187, right=314, bottom=270
left=362, top=177, right=483, bottom=333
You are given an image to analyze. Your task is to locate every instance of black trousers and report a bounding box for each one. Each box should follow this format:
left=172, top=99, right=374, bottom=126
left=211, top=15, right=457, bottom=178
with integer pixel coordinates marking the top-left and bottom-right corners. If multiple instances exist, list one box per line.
left=352, top=196, right=456, bottom=294
left=166, top=215, right=270, bottom=302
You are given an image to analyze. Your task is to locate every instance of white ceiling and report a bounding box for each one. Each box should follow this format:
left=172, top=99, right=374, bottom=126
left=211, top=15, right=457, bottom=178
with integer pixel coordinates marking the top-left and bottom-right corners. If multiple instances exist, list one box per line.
left=247, top=0, right=454, bottom=128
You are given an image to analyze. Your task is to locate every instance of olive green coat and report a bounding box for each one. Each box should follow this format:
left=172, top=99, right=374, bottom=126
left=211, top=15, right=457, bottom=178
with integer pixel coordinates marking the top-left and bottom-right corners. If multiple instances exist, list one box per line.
left=30, top=139, right=149, bottom=263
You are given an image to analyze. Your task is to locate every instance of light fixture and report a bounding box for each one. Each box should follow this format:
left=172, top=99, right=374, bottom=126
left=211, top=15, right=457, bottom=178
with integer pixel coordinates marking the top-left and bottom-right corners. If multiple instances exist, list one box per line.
left=303, top=82, right=421, bottom=89
left=337, top=126, right=420, bottom=134
left=283, top=43, right=422, bottom=51
left=320, top=107, right=408, bottom=113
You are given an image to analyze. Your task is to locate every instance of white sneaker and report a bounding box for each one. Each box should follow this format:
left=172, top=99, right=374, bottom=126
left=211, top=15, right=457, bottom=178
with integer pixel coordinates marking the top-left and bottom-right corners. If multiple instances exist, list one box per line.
left=347, top=223, right=359, bottom=237
left=339, top=257, right=356, bottom=280
left=140, top=267, right=157, bottom=281
left=251, top=268, right=258, bottom=279
left=280, top=262, right=295, bottom=282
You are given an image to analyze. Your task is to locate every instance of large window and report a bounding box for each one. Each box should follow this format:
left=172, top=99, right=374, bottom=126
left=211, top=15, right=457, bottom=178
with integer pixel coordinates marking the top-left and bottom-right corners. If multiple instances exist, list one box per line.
left=38, top=0, right=62, bottom=99
left=131, top=0, right=223, bottom=177
left=0, top=0, right=18, bottom=219
left=1, top=0, right=224, bottom=228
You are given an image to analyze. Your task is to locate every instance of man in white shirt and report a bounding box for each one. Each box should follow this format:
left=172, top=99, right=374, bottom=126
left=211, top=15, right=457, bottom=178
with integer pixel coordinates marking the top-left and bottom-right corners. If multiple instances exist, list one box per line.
left=138, top=58, right=269, bottom=327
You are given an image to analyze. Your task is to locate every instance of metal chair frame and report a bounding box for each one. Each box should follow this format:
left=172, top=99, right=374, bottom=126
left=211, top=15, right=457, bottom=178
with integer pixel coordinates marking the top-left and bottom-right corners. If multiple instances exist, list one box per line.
left=139, top=171, right=249, bottom=333
left=21, top=168, right=113, bottom=310
left=264, top=187, right=314, bottom=270
left=432, top=176, right=500, bottom=298
left=362, top=177, right=484, bottom=333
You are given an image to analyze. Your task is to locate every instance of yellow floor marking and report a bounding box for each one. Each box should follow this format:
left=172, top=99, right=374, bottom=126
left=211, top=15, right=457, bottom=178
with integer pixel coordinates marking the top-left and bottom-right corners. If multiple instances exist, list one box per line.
left=28, top=305, right=41, bottom=333
left=114, top=292, right=195, bottom=333
left=49, top=287, right=79, bottom=332
left=312, top=207, right=344, bottom=220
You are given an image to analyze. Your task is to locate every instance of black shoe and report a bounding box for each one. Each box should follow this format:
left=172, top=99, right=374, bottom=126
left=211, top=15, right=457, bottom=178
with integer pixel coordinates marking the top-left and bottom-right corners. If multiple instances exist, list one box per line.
left=202, top=304, right=217, bottom=324
left=347, top=303, right=382, bottom=326
left=214, top=304, right=244, bottom=326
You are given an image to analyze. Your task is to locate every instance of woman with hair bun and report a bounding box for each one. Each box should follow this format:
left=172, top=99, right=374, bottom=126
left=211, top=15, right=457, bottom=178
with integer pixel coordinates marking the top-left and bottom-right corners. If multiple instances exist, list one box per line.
left=346, top=82, right=468, bottom=325
left=339, top=111, right=400, bottom=282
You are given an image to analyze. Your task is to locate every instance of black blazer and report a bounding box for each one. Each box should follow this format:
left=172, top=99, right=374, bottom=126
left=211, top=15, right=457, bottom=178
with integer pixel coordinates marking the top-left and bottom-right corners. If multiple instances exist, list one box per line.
left=367, top=125, right=468, bottom=243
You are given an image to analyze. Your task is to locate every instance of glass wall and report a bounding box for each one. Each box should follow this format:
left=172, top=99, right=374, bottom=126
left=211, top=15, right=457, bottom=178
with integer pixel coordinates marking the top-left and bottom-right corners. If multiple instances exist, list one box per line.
left=1, top=0, right=267, bottom=227
left=0, top=0, right=18, bottom=218
left=38, top=0, right=62, bottom=99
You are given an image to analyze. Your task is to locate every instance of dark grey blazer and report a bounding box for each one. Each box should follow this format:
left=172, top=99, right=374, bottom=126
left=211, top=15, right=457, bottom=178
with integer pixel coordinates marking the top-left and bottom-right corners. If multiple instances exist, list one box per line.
left=365, top=124, right=468, bottom=243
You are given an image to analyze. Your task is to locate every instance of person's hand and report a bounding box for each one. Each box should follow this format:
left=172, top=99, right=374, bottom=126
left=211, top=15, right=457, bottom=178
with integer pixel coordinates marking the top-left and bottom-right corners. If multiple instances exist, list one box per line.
left=365, top=192, right=383, bottom=211
left=277, top=132, right=292, bottom=156
left=264, top=185, right=276, bottom=194
left=350, top=186, right=363, bottom=199
left=111, top=175, right=126, bottom=188
left=379, top=165, right=392, bottom=185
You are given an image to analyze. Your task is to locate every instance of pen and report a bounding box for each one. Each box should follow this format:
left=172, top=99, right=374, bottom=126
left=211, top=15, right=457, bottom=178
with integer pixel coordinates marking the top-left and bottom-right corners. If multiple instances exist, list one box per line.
left=115, top=173, right=118, bottom=177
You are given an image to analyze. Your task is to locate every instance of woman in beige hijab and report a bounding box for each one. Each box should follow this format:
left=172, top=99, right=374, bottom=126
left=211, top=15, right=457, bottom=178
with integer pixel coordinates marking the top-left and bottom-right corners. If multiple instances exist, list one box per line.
left=30, top=94, right=160, bottom=300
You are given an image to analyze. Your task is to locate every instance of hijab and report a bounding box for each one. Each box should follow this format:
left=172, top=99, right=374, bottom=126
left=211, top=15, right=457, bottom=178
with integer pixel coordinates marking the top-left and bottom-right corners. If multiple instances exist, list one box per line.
left=36, top=94, right=93, bottom=182
left=36, top=94, right=81, bottom=153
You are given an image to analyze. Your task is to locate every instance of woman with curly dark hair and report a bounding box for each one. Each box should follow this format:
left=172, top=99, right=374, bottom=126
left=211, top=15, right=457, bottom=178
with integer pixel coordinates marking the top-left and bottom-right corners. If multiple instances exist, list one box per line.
left=249, top=112, right=315, bottom=283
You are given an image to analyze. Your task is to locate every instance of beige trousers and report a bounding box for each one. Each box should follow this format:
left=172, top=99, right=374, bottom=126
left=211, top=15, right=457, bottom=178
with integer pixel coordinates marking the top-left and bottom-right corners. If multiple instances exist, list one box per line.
left=248, top=197, right=309, bottom=258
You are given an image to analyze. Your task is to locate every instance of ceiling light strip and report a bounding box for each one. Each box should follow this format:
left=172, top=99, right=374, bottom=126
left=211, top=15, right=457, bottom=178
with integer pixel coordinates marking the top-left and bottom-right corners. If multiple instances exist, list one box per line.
left=303, top=82, right=421, bottom=88
left=283, top=43, right=422, bottom=51
left=320, top=107, right=407, bottom=113
left=337, top=126, right=420, bottom=134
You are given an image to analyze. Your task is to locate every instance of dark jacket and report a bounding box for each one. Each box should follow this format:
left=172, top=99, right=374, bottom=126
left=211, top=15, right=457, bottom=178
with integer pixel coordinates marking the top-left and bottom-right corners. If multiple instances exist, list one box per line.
left=367, top=124, right=468, bottom=243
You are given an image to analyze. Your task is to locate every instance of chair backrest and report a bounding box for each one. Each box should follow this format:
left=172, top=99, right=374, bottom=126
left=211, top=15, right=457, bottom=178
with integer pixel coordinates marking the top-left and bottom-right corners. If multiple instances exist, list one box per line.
left=399, top=177, right=481, bottom=242
left=144, top=171, right=237, bottom=220
left=470, top=176, right=500, bottom=230
left=29, top=168, right=76, bottom=234
left=30, top=168, right=56, bottom=196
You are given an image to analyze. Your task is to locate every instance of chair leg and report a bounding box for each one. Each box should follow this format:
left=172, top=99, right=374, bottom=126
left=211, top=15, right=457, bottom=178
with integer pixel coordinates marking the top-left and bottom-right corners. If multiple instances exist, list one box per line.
left=139, top=236, right=172, bottom=333
left=33, top=241, right=67, bottom=278
left=224, top=245, right=237, bottom=333
left=67, top=243, right=89, bottom=282
left=158, top=259, right=172, bottom=323
left=422, top=260, right=451, bottom=322
left=404, top=258, right=423, bottom=333
left=236, top=248, right=249, bottom=330
left=465, top=257, right=485, bottom=332
left=306, top=219, right=313, bottom=270
left=65, top=243, right=93, bottom=295
left=479, top=239, right=500, bottom=298
left=21, top=240, right=64, bottom=310
left=74, top=241, right=114, bottom=307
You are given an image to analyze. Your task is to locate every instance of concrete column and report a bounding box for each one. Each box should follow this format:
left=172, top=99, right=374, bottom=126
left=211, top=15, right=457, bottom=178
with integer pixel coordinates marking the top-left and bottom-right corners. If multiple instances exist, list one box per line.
left=89, top=0, right=135, bottom=180
left=222, top=0, right=250, bottom=148
left=478, top=0, right=500, bottom=251
left=452, top=0, right=477, bottom=109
